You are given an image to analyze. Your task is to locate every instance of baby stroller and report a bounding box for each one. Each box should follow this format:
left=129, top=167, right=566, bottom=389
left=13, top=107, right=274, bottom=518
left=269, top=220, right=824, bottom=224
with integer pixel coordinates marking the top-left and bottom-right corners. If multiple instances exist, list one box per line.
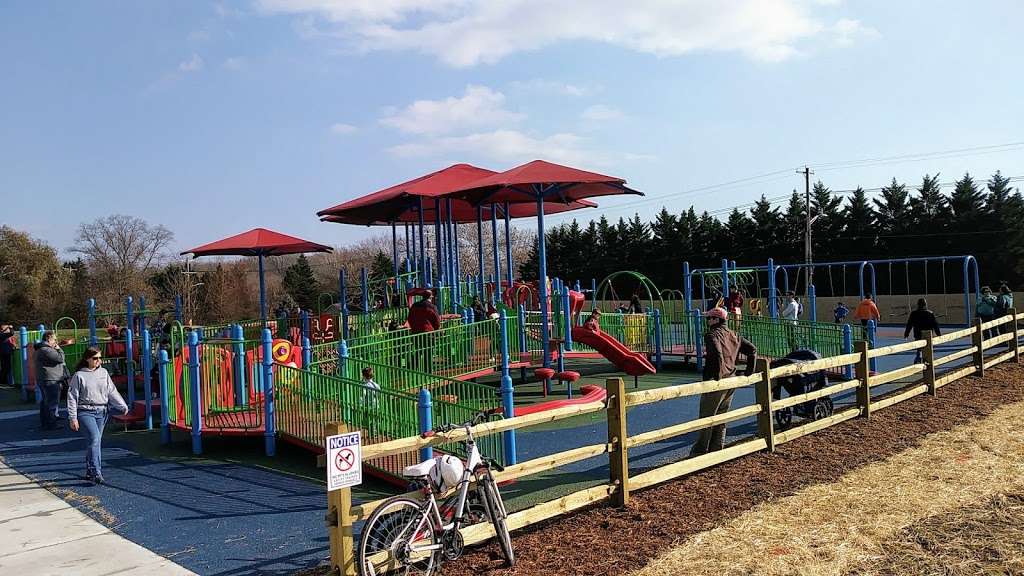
left=771, top=349, right=834, bottom=428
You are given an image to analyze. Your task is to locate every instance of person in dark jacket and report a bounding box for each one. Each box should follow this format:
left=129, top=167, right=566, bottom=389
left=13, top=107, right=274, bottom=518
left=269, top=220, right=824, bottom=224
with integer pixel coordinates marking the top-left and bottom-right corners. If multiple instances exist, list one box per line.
left=904, top=299, right=941, bottom=364
left=470, top=296, right=488, bottom=322
left=406, top=291, right=441, bottom=334
left=0, top=324, right=14, bottom=386
left=34, top=331, right=68, bottom=430
left=690, top=307, right=757, bottom=457
left=627, top=295, right=644, bottom=314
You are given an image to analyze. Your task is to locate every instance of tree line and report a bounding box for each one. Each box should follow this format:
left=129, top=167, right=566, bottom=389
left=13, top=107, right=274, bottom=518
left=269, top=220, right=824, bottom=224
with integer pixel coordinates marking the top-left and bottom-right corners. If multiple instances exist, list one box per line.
left=519, top=171, right=1023, bottom=297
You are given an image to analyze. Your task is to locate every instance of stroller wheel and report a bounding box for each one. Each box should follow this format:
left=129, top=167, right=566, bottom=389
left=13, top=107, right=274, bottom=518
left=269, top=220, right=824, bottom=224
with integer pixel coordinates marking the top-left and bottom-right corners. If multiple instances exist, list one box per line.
left=774, top=407, right=793, bottom=428
left=812, top=400, right=831, bottom=421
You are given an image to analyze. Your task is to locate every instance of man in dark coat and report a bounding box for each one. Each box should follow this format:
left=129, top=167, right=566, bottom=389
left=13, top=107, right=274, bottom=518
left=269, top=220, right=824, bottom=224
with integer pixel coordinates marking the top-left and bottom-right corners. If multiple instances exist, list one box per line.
left=905, top=298, right=941, bottom=363
left=690, top=307, right=757, bottom=456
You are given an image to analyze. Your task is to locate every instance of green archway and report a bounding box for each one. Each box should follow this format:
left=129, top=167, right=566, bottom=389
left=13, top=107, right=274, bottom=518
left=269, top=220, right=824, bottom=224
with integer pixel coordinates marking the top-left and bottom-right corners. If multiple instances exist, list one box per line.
left=596, top=271, right=664, bottom=313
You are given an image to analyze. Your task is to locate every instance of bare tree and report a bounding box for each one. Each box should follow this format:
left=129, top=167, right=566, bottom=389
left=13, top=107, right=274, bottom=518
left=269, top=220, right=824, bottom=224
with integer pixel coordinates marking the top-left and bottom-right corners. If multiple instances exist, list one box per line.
left=71, top=214, right=174, bottom=306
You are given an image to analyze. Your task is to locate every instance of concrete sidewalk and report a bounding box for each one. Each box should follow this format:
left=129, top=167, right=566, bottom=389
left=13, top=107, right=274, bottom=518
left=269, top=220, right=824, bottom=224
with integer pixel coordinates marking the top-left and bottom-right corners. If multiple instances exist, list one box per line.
left=0, top=457, right=195, bottom=576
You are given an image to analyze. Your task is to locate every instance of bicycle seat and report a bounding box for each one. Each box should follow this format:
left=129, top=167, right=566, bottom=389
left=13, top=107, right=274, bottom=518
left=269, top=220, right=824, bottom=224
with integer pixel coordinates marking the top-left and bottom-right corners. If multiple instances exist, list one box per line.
left=402, top=460, right=436, bottom=478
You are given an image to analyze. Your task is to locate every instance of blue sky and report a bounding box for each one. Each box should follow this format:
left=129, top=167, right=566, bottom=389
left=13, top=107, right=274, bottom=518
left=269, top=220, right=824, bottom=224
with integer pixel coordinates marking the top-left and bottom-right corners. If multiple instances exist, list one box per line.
left=3, top=0, right=1023, bottom=256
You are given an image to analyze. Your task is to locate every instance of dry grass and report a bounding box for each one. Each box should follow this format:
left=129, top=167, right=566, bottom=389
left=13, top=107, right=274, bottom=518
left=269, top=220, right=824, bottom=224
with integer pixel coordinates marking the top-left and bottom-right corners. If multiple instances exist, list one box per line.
left=40, top=480, right=119, bottom=525
left=852, top=492, right=1024, bottom=576
left=630, top=399, right=1024, bottom=576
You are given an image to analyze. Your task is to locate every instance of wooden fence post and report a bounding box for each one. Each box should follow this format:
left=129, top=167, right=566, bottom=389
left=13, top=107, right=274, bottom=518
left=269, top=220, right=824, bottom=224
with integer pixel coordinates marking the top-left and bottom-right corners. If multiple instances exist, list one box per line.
left=606, top=377, right=629, bottom=507
left=1009, top=308, right=1019, bottom=364
left=754, top=358, right=775, bottom=452
left=923, top=330, right=936, bottom=396
left=326, top=422, right=356, bottom=576
left=972, top=318, right=985, bottom=378
left=855, top=340, right=871, bottom=419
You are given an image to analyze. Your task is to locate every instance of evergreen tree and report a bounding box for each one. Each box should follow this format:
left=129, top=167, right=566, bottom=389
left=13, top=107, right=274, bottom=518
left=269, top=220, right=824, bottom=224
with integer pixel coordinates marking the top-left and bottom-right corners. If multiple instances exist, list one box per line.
left=841, top=187, right=875, bottom=251
left=950, top=172, right=986, bottom=221
left=810, top=181, right=844, bottom=263
left=725, top=208, right=756, bottom=258
left=908, top=174, right=952, bottom=255
left=748, top=195, right=783, bottom=263
left=873, top=178, right=911, bottom=254
left=282, top=254, right=320, bottom=311
left=369, top=250, right=394, bottom=280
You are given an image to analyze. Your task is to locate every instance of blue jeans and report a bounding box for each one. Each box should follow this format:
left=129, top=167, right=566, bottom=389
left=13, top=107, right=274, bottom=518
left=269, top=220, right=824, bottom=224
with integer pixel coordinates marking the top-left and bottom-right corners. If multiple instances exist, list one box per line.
left=78, top=408, right=108, bottom=478
left=39, top=381, right=61, bottom=429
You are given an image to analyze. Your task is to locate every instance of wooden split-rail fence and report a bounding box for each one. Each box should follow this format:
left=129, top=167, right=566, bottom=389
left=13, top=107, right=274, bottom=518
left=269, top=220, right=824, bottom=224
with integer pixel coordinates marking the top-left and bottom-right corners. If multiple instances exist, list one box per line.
left=324, top=309, right=1023, bottom=575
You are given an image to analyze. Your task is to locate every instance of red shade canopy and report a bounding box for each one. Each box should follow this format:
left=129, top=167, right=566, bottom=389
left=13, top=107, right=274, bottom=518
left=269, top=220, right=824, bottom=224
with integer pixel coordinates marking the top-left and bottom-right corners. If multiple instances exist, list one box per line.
left=447, top=159, right=642, bottom=205
left=316, top=163, right=598, bottom=225
left=181, top=228, right=333, bottom=257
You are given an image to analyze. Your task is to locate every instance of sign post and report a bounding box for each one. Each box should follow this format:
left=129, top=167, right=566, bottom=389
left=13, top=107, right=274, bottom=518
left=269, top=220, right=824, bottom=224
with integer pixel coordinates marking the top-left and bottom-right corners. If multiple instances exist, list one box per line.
left=326, top=423, right=358, bottom=576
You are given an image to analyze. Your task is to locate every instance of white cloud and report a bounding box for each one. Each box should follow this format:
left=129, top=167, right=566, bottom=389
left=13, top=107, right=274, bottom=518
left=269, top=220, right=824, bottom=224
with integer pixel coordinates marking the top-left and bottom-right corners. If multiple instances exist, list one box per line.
left=388, top=129, right=591, bottom=165
left=256, top=0, right=873, bottom=66
left=380, top=85, right=525, bottom=135
left=581, top=104, right=623, bottom=122
left=831, top=18, right=879, bottom=46
left=330, top=122, right=358, bottom=134
left=223, top=57, right=247, bottom=70
left=178, top=54, right=204, bottom=72
left=509, top=78, right=588, bottom=97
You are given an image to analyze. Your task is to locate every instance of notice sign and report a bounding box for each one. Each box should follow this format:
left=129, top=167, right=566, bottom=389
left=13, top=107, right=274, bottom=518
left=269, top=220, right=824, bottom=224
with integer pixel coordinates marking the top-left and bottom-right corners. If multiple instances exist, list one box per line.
left=326, top=432, right=362, bottom=491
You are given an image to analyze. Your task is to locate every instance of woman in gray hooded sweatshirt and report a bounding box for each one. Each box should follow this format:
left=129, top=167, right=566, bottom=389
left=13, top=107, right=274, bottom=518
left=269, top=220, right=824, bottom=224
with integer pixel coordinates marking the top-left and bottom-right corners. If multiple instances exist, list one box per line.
left=68, top=346, right=128, bottom=484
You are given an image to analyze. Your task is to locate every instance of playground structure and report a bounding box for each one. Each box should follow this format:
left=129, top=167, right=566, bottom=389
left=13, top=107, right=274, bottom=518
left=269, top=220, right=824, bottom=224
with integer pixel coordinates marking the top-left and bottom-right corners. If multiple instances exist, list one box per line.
left=7, top=157, right=993, bottom=491
left=685, top=256, right=982, bottom=327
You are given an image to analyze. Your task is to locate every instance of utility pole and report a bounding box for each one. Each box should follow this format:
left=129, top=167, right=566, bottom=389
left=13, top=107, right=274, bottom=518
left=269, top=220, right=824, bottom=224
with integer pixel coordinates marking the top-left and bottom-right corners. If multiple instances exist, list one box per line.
left=798, top=166, right=814, bottom=292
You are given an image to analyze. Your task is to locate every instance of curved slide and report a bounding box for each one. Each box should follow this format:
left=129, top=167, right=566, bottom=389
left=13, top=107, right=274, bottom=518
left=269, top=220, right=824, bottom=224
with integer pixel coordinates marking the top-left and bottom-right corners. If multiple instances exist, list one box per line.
left=571, top=326, right=656, bottom=377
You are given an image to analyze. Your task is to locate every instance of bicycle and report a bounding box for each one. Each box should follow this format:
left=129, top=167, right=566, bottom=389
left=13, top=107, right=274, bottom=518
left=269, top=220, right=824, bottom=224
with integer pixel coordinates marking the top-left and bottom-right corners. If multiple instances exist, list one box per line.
left=357, top=409, right=514, bottom=575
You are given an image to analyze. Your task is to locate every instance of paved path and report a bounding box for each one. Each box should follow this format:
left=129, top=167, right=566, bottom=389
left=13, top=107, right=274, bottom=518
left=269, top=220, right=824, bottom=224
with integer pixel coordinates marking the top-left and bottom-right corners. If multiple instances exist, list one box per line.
left=0, top=454, right=195, bottom=575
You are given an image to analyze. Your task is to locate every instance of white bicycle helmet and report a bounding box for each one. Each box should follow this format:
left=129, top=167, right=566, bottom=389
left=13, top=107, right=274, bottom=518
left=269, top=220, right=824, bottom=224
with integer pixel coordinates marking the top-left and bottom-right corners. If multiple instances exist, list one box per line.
left=428, top=454, right=464, bottom=492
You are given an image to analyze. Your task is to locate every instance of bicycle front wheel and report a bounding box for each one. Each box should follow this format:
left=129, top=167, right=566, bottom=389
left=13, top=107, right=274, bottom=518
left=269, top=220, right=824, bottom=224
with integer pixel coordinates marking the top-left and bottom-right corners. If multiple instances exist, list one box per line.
left=479, top=473, right=515, bottom=567
left=358, top=496, right=438, bottom=576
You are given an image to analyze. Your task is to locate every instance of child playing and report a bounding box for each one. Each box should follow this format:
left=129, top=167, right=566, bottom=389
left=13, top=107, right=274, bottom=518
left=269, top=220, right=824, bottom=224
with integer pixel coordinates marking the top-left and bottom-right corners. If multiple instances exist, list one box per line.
left=583, top=309, right=602, bottom=333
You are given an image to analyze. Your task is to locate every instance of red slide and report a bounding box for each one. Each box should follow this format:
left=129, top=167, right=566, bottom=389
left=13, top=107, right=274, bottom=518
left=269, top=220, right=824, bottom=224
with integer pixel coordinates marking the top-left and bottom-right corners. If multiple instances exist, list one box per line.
left=571, top=326, right=656, bottom=377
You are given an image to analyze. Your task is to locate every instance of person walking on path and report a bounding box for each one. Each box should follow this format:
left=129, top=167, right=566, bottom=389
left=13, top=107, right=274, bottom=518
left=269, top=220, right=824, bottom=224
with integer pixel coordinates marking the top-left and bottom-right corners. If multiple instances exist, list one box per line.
left=854, top=294, right=880, bottom=327
left=690, top=307, right=757, bottom=457
left=904, top=299, right=942, bottom=364
left=67, top=347, right=128, bottom=484
left=976, top=286, right=998, bottom=339
left=781, top=292, right=800, bottom=350
left=33, top=331, right=68, bottom=430
left=0, top=323, right=14, bottom=386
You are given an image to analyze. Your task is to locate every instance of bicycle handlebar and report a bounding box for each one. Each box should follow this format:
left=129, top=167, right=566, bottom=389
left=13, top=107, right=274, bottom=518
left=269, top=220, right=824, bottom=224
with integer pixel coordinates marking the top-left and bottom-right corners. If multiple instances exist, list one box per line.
left=420, top=408, right=504, bottom=438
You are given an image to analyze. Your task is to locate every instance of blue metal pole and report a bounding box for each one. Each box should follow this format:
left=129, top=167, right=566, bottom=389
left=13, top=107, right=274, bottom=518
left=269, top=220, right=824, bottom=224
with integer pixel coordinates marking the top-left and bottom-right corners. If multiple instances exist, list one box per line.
left=591, top=278, right=597, bottom=310
left=232, top=324, right=246, bottom=407
left=301, top=310, right=310, bottom=344
left=139, top=296, right=147, bottom=334
left=405, top=223, right=411, bottom=275
left=498, top=310, right=516, bottom=464
left=126, top=327, right=136, bottom=405
left=158, top=349, right=170, bottom=444
left=411, top=222, right=418, bottom=282
left=721, top=258, right=729, bottom=302
left=654, top=309, right=663, bottom=370
left=768, top=258, right=777, bottom=319
left=693, top=310, right=704, bottom=372
left=262, top=328, right=276, bottom=456
left=126, top=296, right=134, bottom=335
left=425, top=256, right=433, bottom=288
left=19, top=327, right=29, bottom=401
left=418, top=199, right=426, bottom=284
left=434, top=199, right=443, bottom=287
left=867, top=320, right=877, bottom=373
left=361, top=268, right=369, bottom=312
left=338, top=339, right=349, bottom=378
left=683, top=262, right=692, bottom=313
left=302, top=336, right=312, bottom=372
left=808, top=284, right=817, bottom=322
left=340, top=269, right=349, bottom=340
left=88, top=298, right=97, bottom=345
left=142, top=329, right=152, bottom=429
left=258, top=253, right=267, bottom=324
left=188, top=331, right=202, bottom=455
left=504, top=201, right=514, bottom=287
left=963, top=256, right=971, bottom=324
left=477, top=205, right=485, bottom=300
left=491, top=204, right=501, bottom=305
left=842, top=324, right=854, bottom=380
left=418, top=388, right=433, bottom=462
left=562, top=289, right=573, bottom=351
left=535, top=189, right=551, bottom=368
left=392, top=222, right=400, bottom=285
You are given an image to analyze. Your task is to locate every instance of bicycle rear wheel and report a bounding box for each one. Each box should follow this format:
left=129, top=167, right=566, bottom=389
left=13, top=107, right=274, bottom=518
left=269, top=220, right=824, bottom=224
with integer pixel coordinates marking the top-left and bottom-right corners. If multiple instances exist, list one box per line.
left=358, top=496, right=438, bottom=576
left=479, top=473, right=515, bottom=567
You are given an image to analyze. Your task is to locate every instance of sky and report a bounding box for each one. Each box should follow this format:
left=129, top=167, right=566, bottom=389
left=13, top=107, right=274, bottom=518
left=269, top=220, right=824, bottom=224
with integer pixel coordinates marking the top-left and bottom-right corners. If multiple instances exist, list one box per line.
left=2, top=0, right=1023, bottom=258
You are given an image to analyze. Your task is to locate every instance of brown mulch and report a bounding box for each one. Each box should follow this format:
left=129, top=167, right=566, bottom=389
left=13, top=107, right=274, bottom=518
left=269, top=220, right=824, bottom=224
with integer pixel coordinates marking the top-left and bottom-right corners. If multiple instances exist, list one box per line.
left=443, top=364, right=1024, bottom=576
